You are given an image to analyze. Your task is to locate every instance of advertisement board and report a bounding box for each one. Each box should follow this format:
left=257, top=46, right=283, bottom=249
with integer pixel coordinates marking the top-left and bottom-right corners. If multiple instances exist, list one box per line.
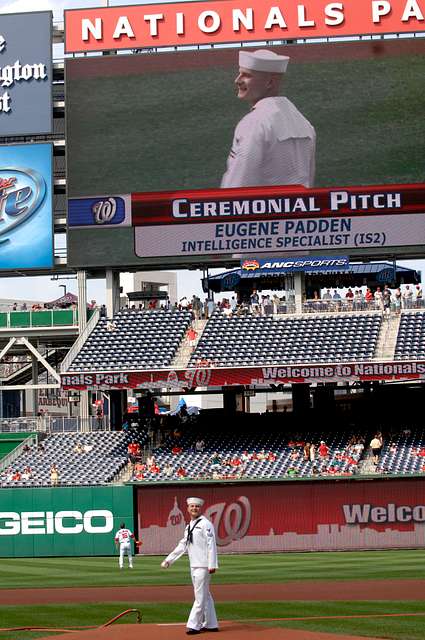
left=66, top=38, right=425, bottom=268
left=0, top=143, right=53, bottom=270
left=137, top=479, right=425, bottom=554
left=64, top=0, right=425, bottom=53
left=61, top=360, right=425, bottom=390
left=0, top=485, right=133, bottom=558
left=0, top=11, right=52, bottom=136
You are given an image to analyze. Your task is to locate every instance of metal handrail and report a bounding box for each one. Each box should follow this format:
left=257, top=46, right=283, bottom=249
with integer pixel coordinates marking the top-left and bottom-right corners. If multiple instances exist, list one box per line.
left=60, top=308, right=100, bottom=372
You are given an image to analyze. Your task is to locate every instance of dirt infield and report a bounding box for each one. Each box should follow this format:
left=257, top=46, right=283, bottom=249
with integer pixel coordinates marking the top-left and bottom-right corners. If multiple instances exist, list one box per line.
left=40, top=622, right=387, bottom=640
left=2, top=579, right=425, bottom=606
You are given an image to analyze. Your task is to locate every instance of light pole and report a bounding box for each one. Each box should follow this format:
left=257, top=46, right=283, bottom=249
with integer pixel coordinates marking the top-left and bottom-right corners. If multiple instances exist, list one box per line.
left=59, top=284, right=67, bottom=298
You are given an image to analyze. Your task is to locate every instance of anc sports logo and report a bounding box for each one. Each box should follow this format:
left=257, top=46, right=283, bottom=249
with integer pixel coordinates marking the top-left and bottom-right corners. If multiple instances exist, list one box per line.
left=241, top=259, right=260, bottom=271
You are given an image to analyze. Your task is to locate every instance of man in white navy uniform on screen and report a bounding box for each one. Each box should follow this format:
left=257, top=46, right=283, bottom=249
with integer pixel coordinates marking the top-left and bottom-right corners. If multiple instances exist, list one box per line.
left=161, top=497, right=219, bottom=635
left=221, top=49, right=316, bottom=189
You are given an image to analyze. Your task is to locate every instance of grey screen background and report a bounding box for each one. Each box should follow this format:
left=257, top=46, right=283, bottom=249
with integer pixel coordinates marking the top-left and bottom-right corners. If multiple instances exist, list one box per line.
left=0, top=11, right=52, bottom=136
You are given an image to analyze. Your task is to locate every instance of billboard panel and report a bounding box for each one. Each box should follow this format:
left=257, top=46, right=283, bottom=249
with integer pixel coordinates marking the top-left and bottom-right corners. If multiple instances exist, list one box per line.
left=64, top=0, right=425, bottom=53
left=66, top=39, right=425, bottom=268
left=61, top=360, right=425, bottom=390
left=0, top=11, right=52, bottom=136
left=137, top=479, right=425, bottom=554
left=0, top=486, right=133, bottom=558
left=0, top=143, right=53, bottom=270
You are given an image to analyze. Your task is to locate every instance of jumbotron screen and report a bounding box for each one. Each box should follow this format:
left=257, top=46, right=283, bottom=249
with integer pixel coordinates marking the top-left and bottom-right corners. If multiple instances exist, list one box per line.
left=66, top=38, right=425, bottom=269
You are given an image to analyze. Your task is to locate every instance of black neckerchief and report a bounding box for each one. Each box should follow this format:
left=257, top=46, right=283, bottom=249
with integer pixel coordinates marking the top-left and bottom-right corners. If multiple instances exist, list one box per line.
left=186, top=517, right=202, bottom=544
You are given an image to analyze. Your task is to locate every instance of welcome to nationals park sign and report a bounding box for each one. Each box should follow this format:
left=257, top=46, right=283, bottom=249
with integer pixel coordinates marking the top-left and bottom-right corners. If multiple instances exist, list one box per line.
left=64, top=0, right=425, bottom=53
left=61, top=360, right=425, bottom=391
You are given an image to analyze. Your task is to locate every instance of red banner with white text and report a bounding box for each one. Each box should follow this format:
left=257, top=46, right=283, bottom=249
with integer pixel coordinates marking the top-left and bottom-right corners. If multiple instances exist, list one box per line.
left=65, top=0, right=425, bottom=53
left=137, top=479, right=425, bottom=554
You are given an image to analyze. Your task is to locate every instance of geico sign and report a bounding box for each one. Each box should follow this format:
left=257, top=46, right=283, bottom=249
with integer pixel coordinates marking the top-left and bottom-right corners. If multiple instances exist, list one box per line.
left=0, top=510, right=113, bottom=535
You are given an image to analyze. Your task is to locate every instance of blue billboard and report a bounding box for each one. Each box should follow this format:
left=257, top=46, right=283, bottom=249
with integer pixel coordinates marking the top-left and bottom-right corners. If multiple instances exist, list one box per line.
left=241, top=255, right=350, bottom=273
left=0, top=143, right=53, bottom=270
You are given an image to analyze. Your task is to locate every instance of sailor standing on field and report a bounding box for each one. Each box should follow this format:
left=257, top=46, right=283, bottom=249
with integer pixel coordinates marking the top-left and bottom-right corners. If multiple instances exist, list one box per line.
left=161, top=497, right=219, bottom=635
left=114, top=521, right=135, bottom=569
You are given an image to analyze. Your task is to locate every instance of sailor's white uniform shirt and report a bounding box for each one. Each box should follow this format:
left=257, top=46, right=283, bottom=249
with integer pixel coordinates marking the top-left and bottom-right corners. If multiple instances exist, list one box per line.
left=221, top=96, right=316, bottom=189
left=164, top=515, right=218, bottom=569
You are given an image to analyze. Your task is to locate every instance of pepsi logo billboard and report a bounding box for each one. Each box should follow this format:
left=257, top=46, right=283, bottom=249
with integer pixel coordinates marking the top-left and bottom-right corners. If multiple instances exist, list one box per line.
left=0, top=143, right=53, bottom=270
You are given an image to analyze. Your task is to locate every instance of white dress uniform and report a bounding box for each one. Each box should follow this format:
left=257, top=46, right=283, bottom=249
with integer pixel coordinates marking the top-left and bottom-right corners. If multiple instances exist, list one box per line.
left=114, top=527, right=134, bottom=569
left=221, top=96, right=316, bottom=189
left=163, top=514, right=219, bottom=632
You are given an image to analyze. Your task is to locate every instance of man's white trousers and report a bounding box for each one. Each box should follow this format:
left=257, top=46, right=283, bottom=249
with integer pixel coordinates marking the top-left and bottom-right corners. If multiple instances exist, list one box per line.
left=119, top=542, right=133, bottom=568
left=187, top=567, right=218, bottom=631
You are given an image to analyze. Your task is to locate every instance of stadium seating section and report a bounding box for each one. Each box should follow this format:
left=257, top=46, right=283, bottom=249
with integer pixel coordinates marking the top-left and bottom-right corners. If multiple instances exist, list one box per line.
left=394, top=312, right=425, bottom=360
left=376, top=429, right=425, bottom=475
left=0, top=430, right=147, bottom=487
left=68, top=309, right=192, bottom=371
left=131, top=424, right=364, bottom=482
left=189, top=311, right=382, bottom=367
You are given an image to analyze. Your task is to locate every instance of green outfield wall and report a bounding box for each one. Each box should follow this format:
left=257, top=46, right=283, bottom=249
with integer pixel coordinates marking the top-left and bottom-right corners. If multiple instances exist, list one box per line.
left=0, top=486, right=133, bottom=557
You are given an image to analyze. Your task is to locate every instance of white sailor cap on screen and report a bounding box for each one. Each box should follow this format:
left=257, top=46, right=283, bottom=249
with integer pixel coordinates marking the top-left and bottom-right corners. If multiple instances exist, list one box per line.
left=187, top=497, right=204, bottom=507
left=239, top=49, right=290, bottom=74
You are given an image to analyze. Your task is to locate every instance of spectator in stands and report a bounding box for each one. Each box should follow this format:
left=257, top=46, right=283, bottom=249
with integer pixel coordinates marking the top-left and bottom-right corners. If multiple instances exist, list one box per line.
left=146, top=453, right=155, bottom=467
left=171, top=445, right=183, bottom=455
left=322, top=289, right=332, bottom=301
left=106, top=320, right=117, bottom=332
left=195, top=438, right=205, bottom=452
left=365, top=288, right=374, bottom=306
left=187, top=326, right=198, bottom=351
left=177, top=465, right=187, bottom=478
left=394, top=288, right=402, bottom=313
left=241, top=451, right=250, bottom=463
left=230, top=296, right=238, bottom=313
left=128, top=441, right=141, bottom=464
left=382, top=285, right=392, bottom=316
left=403, top=285, right=413, bottom=309
left=37, top=442, right=45, bottom=453
left=290, top=449, right=299, bottom=461
left=150, top=461, right=160, bottom=474
left=287, top=467, right=298, bottom=477
left=415, top=284, right=423, bottom=307
left=353, top=289, right=363, bottom=310
left=267, top=451, right=277, bottom=462
left=100, top=304, right=107, bottom=317
left=303, top=442, right=311, bottom=461
left=209, top=452, right=222, bottom=472
left=318, top=441, right=329, bottom=459
left=21, top=302, right=28, bottom=311
left=74, top=442, right=84, bottom=454
left=164, top=462, right=173, bottom=478
left=370, top=433, right=383, bottom=465
left=12, top=469, right=21, bottom=481
left=22, top=466, right=32, bottom=481
left=257, top=449, right=267, bottom=461
left=250, top=290, right=260, bottom=314
left=23, top=443, right=31, bottom=453
left=309, top=443, right=316, bottom=462
left=50, top=463, right=59, bottom=486
left=192, top=295, right=203, bottom=320
left=82, top=443, right=93, bottom=453
left=374, top=286, right=384, bottom=312
left=345, top=288, right=354, bottom=305
left=311, top=465, right=319, bottom=476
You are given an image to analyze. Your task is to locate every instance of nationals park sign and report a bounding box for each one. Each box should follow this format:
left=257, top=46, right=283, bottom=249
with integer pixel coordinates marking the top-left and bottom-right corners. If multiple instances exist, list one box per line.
left=64, top=0, right=425, bottom=53
left=61, top=360, right=425, bottom=390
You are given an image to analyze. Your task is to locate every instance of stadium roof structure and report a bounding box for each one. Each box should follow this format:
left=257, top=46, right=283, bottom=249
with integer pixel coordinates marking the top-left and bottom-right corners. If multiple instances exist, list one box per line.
left=205, top=262, right=420, bottom=294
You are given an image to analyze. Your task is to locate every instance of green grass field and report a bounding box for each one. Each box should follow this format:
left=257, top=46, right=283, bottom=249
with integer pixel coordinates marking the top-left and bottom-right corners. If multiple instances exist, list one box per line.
left=67, top=49, right=425, bottom=197
left=1, top=551, right=424, bottom=640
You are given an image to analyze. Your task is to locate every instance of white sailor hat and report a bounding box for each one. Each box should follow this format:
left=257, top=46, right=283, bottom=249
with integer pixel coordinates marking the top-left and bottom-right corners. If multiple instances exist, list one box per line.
left=239, top=49, right=289, bottom=74
left=187, top=497, right=204, bottom=506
